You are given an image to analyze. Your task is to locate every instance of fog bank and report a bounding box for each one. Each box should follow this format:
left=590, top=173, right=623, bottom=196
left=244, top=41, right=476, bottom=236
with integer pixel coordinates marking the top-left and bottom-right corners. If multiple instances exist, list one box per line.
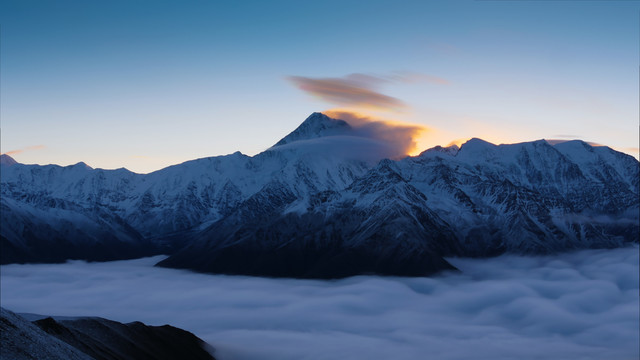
left=1, top=246, right=637, bottom=360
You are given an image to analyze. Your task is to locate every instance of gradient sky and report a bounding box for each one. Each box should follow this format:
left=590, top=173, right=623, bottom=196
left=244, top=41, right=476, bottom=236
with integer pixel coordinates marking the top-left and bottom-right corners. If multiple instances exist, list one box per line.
left=1, top=0, right=638, bottom=173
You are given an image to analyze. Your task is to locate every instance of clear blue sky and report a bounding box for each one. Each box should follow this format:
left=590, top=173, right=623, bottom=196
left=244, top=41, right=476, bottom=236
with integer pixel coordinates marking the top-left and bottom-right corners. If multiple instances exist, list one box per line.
left=1, top=0, right=638, bottom=173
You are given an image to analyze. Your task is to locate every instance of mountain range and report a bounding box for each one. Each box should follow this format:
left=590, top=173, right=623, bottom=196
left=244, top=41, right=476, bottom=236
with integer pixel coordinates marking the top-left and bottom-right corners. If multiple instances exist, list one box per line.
left=2, top=112, right=638, bottom=277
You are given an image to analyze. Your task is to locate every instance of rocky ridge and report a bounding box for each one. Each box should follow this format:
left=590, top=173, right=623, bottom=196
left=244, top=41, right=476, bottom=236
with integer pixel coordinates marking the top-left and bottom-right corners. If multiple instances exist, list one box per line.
left=1, top=112, right=638, bottom=277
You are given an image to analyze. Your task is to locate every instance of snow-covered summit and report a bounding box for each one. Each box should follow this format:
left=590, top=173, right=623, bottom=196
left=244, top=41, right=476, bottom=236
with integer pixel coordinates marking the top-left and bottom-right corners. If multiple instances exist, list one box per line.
left=455, top=138, right=498, bottom=161
left=1, top=112, right=638, bottom=276
left=272, top=112, right=352, bottom=147
left=418, top=144, right=460, bottom=157
left=0, top=154, right=18, bottom=166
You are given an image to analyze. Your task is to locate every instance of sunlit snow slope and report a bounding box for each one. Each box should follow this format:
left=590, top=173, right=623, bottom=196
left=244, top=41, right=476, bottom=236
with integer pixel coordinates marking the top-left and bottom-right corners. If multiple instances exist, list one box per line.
left=2, top=112, right=638, bottom=277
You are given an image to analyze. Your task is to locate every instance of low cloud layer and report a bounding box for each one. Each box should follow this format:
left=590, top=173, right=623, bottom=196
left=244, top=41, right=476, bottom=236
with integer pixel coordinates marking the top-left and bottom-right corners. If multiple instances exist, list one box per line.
left=1, top=246, right=637, bottom=360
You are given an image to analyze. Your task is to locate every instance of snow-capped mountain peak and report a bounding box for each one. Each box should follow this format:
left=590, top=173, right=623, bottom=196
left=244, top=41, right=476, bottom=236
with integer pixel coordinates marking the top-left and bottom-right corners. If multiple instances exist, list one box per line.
left=70, top=162, right=93, bottom=170
left=1, top=112, right=638, bottom=278
left=457, top=138, right=497, bottom=156
left=272, top=112, right=352, bottom=147
left=418, top=144, right=460, bottom=157
left=0, top=154, right=17, bottom=166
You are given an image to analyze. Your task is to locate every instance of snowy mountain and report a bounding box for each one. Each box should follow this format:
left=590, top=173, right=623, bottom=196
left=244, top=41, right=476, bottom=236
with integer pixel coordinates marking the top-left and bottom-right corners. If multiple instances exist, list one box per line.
left=1, top=113, right=638, bottom=277
left=158, top=160, right=459, bottom=278
left=0, top=113, right=370, bottom=264
left=399, top=139, right=638, bottom=255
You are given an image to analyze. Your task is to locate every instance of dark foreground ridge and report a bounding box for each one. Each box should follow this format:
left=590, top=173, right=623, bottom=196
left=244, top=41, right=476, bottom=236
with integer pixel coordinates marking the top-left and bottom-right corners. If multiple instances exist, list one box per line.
left=0, top=307, right=216, bottom=360
left=157, top=236, right=459, bottom=279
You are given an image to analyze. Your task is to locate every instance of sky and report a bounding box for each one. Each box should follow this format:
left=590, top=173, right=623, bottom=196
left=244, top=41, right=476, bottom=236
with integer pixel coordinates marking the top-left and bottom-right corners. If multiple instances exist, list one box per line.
left=1, top=246, right=638, bottom=360
left=1, top=0, right=638, bottom=173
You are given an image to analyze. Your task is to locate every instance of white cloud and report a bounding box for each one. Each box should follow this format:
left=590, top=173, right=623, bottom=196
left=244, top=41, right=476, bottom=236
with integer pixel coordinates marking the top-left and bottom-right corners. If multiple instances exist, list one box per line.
left=1, top=246, right=638, bottom=360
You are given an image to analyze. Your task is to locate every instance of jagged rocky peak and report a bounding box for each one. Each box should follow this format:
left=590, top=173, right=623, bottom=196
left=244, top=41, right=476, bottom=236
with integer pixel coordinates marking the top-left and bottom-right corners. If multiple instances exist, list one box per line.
left=347, top=159, right=404, bottom=194
left=1, top=154, right=18, bottom=166
left=273, top=112, right=352, bottom=146
left=1, top=109, right=638, bottom=276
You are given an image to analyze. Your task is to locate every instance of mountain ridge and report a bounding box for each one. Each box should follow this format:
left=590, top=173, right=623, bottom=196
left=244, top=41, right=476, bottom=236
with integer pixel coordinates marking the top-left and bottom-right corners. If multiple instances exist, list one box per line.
left=2, top=112, right=638, bottom=277
left=0, top=307, right=216, bottom=360
left=273, top=112, right=352, bottom=147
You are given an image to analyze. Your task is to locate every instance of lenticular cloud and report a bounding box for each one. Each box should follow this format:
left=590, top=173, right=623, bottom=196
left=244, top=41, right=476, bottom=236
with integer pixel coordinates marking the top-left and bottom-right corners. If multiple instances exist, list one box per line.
left=1, top=246, right=637, bottom=360
left=323, top=109, right=426, bottom=157
left=288, top=75, right=406, bottom=112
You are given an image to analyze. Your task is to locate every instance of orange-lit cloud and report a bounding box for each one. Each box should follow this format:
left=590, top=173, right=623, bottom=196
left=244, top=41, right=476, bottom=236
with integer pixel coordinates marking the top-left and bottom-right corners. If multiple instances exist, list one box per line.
left=288, top=72, right=449, bottom=157
left=2, top=145, right=46, bottom=156
left=289, top=75, right=406, bottom=112
left=322, top=109, right=428, bottom=157
left=445, top=138, right=469, bottom=148
left=288, top=72, right=450, bottom=112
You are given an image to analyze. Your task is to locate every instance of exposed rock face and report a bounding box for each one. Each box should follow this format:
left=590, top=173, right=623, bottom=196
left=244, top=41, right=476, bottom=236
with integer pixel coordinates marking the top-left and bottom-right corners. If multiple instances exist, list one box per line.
left=1, top=113, right=638, bottom=277
left=0, top=307, right=216, bottom=360
left=158, top=141, right=638, bottom=278
left=158, top=160, right=460, bottom=278
left=0, top=308, right=92, bottom=360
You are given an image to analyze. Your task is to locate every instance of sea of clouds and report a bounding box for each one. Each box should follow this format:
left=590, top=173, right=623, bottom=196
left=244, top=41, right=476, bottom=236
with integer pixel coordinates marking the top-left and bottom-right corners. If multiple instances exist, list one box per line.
left=1, top=246, right=638, bottom=360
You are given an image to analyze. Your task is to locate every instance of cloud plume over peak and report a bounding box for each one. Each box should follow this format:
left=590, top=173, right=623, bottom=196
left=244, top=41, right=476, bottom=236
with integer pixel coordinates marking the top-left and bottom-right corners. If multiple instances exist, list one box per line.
left=271, top=110, right=428, bottom=161
left=288, top=75, right=406, bottom=111
left=322, top=109, right=427, bottom=157
left=287, top=72, right=449, bottom=113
